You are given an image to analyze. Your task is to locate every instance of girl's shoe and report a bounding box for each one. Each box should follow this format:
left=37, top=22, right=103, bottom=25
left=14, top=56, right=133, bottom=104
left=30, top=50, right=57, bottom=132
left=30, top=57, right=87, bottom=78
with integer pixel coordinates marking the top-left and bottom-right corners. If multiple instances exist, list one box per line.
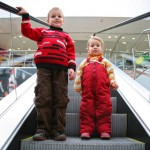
left=81, top=132, right=90, bottom=139
left=100, top=132, right=110, bottom=140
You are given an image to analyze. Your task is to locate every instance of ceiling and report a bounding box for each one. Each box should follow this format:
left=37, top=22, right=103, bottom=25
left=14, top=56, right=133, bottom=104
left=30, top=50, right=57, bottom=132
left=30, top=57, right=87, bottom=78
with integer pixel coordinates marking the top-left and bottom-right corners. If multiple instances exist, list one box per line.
left=0, top=14, right=150, bottom=56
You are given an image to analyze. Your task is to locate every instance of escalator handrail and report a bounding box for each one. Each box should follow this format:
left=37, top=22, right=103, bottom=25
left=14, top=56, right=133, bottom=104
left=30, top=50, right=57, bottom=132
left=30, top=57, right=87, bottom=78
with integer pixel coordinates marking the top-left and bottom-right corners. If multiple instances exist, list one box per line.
left=114, top=64, right=150, bottom=136
left=1, top=1, right=149, bottom=39
left=0, top=1, right=50, bottom=27
left=93, top=12, right=150, bottom=36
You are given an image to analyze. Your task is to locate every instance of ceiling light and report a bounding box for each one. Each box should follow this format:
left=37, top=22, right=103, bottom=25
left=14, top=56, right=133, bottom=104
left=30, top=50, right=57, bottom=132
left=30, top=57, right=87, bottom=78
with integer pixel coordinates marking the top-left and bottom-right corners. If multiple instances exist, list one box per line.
left=144, top=38, right=148, bottom=41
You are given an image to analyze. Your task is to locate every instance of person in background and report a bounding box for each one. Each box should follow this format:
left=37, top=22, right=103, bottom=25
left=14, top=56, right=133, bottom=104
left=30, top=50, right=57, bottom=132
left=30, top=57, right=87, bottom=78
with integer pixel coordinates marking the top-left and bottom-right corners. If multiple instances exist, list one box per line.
left=17, top=6, right=76, bottom=141
left=74, top=36, right=118, bottom=140
left=8, top=68, right=17, bottom=93
left=0, top=69, right=11, bottom=97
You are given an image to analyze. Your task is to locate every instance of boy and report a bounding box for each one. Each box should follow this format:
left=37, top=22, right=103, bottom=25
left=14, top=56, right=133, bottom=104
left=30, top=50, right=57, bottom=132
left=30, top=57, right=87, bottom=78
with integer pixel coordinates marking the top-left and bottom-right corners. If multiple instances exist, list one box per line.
left=17, top=6, right=76, bottom=141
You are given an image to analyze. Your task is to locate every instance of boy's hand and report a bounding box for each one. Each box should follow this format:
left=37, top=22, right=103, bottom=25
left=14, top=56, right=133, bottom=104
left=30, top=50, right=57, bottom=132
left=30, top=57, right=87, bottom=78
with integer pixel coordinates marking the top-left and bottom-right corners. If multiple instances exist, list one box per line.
left=16, top=7, right=28, bottom=14
left=68, top=69, right=75, bottom=80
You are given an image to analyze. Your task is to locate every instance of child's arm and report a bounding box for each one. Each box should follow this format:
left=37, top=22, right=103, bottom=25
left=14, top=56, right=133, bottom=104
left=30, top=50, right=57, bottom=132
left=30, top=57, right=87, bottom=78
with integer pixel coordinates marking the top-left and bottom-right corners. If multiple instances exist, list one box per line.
left=66, top=35, right=76, bottom=73
left=16, top=7, right=42, bottom=41
left=74, top=59, right=86, bottom=93
left=104, top=60, right=119, bottom=90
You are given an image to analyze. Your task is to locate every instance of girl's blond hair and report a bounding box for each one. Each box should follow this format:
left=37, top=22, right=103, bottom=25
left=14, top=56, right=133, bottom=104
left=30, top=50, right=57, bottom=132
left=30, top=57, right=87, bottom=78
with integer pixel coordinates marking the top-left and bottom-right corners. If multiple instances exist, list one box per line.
left=87, top=36, right=104, bottom=49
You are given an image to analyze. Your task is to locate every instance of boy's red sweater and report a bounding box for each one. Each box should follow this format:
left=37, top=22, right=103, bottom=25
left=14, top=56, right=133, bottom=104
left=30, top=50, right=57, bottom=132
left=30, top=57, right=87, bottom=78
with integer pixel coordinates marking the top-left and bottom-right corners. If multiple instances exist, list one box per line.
left=21, top=14, right=76, bottom=71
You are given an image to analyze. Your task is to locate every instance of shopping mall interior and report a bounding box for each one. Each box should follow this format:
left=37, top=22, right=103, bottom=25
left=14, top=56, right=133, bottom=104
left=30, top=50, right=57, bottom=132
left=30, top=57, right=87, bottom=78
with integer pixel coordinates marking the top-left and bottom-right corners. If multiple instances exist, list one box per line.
left=0, top=1, right=150, bottom=150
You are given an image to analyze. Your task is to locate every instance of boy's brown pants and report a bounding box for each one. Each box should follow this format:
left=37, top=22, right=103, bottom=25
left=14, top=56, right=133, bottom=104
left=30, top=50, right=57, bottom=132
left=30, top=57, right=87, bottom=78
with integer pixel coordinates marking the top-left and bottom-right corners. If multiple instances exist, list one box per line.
left=34, top=68, right=69, bottom=136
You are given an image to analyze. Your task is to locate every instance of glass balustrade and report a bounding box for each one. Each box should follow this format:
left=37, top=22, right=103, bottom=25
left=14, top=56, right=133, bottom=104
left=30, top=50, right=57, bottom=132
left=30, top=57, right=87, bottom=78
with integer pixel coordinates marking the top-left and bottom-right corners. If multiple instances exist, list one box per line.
left=0, top=8, right=47, bottom=100
left=97, top=17, right=150, bottom=91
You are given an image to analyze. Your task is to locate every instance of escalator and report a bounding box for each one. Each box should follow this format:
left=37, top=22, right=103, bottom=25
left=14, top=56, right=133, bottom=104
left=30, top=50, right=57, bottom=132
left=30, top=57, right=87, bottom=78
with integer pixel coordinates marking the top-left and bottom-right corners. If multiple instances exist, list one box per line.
left=0, top=58, right=149, bottom=150
left=0, top=2, right=150, bottom=150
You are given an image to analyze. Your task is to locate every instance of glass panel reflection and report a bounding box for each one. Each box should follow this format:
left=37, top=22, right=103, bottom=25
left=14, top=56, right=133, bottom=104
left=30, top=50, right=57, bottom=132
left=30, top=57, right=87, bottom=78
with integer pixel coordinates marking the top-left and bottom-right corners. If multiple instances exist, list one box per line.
left=97, top=18, right=150, bottom=91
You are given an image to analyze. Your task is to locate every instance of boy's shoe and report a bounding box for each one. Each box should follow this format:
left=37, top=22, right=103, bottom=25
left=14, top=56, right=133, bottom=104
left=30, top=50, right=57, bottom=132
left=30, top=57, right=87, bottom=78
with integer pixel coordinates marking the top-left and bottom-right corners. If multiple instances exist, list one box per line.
left=81, top=132, right=90, bottom=139
left=100, top=132, right=110, bottom=140
left=53, top=132, right=66, bottom=141
left=32, top=130, right=49, bottom=141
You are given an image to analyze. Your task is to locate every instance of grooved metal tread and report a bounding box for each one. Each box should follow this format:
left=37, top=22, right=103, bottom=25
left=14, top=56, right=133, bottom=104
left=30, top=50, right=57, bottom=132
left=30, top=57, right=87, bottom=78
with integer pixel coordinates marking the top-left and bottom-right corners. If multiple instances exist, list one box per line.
left=67, top=96, right=117, bottom=113
left=66, top=113, right=127, bottom=137
left=21, top=137, right=145, bottom=150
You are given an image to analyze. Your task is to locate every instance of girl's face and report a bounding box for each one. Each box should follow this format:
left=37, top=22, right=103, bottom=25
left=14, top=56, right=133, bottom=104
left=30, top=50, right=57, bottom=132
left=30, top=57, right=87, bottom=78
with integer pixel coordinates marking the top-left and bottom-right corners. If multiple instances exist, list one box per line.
left=47, top=10, right=64, bottom=28
left=88, top=39, right=103, bottom=56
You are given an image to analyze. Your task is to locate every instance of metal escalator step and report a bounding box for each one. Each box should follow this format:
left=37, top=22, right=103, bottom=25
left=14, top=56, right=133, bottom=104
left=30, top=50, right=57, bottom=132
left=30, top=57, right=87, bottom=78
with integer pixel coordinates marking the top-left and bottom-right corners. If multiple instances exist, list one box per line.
left=68, top=89, right=80, bottom=96
left=66, top=113, right=127, bottom=137
left=67, top=96, right=117, bottom=113
left=21, top=137, right=145, bottom=150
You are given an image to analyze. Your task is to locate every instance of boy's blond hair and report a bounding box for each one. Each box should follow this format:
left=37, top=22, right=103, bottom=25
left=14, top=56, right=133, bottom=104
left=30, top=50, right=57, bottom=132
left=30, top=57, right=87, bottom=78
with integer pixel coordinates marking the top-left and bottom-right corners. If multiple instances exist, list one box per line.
left=87, top=36, right=104, bottom=49
left=47, top=7, right=64, bottom=18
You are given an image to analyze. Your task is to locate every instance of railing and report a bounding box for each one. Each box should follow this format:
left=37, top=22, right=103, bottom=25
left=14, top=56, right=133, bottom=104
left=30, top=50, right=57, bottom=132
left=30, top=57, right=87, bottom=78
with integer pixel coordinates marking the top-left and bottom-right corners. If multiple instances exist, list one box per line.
left=0, top=1, right=49, bottom=27
left=93, top=12, right=150, bottom=35
left=108, top=29, right=150, bottom=80
left=0, top=2, right=46, bottom=101
left=0, top=50, right=35, bottom=67
left=94, top=11, right=150, bottom=91
left=0, top=49, right=36, bottom=100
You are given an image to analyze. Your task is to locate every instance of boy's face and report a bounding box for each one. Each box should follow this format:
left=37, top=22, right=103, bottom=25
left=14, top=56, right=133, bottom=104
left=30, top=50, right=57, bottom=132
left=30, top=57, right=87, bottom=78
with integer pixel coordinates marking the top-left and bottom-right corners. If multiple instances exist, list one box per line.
left=47, top=10, right=64, bottom=28
left=88, top=39, right=103, bottom=56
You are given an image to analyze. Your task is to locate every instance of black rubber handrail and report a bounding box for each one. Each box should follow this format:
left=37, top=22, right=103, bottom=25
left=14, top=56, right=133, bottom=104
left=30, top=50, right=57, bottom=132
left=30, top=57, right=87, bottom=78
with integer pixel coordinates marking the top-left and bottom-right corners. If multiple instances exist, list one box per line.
left=0, top=1, right=50, bottom=27
left=1, top=1, right=150, bottom=38
left=93, top=12, right=150, bottom=36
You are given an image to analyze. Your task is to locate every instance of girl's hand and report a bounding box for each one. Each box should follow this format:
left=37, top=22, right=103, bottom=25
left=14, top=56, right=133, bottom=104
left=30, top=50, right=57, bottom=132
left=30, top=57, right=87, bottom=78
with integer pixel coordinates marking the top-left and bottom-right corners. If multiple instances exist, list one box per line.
left=111, top=82, right=118, bottom=90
